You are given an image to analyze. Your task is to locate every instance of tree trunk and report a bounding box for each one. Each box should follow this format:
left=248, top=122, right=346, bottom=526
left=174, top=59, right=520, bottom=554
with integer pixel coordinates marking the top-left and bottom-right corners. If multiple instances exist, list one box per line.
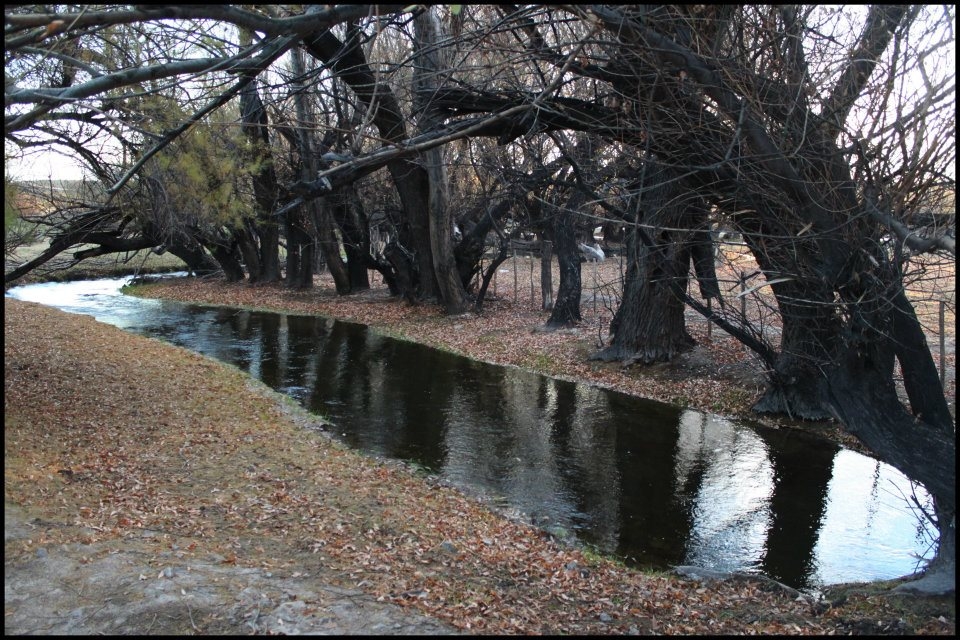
left=238, top=28, right=280, bottom=283
left=541, top=239, right=554, bottom=310
left=890, top=286, right=953, bottom=430
left=284, top=213, right=301, bottom=287
left=731, top=216, right=839, bottom=420
left=456, top=199, right=512, bottom=291
left=822, top=336, right=955, bottom=587
left=233, top=225, right=261, bottom=283
left=592, top=163, right=695, bottom=362
left=689, top=227, right=720, bottom=300
left=384, top=242, right=417, bottom=303
left=907, top=510, right=955, bottom=594
left=545, top=203, right=582, bottom=328
left=393, top=161, right=437, bottom=299
left=285, top=48, right=322, bottom=292
left=824, top=354, right=956, bottom=511
left=333, top=188, right=370, bottom=292
left=208, top=241, right=245, bottom=282
left=592, top=216, right=694, bottom=363
left=429, top=197, right=469, bottom=313
left=258, top=221, right=281, bottom=283
left=314, top=199, right=351, bottom=294
left=303, top=28, right=436, bottom=301
left=297, top=234, right=314, bottom=289
left=166, top=240, right=220, bottom=277
left=474, top=238, right=510, bottom=313
left=415, top=7, right=468, bottom=314
left=752, top=281, right=837, bottom=420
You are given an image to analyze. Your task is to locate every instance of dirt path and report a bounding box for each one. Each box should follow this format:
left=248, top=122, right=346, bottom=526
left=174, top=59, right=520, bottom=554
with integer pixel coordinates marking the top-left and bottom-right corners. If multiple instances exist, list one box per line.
left=5, top=505, right=457, bottom=635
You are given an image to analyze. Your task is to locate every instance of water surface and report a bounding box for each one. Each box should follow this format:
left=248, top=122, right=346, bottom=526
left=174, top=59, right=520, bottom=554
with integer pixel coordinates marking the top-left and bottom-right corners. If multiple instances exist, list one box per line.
left=7, top=277, right=936, bottom=590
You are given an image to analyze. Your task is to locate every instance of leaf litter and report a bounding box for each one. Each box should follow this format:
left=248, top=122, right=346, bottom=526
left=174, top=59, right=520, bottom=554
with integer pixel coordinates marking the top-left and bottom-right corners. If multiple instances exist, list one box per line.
left=4, top=266, right=955, bottom=635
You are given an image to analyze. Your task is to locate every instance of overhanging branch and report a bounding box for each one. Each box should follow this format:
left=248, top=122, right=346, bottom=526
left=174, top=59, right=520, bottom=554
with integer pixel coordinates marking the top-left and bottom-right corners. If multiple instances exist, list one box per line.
left=279, top=106, right=534, bottom=215
left=865, top=199, right=956, bottom=256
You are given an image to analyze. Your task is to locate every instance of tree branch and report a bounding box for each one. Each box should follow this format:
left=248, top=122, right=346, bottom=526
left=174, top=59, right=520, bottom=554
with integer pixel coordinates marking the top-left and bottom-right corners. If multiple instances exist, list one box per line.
left=577, top=5, right=853, bottom=283
left=820, top=5, right=911, bottom=139
left=106, top=34, right=300, bottom=197
left=864, top=196, right=956, bottom=255
left=4, top=5, right=408, bottom=41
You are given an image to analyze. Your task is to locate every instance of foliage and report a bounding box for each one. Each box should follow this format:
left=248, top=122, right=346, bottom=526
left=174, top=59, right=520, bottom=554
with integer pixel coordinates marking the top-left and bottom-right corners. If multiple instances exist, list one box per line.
left=150, top=117, right=265, bottom=231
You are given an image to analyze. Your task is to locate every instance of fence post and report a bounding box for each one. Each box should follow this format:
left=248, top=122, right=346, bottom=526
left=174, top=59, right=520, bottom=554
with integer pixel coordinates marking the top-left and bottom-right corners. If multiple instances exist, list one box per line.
left=706, top=297, right=713, bottom=341
left=513, top=249, right=518, bottom=304
left=940, top=300, right=946, bottom=389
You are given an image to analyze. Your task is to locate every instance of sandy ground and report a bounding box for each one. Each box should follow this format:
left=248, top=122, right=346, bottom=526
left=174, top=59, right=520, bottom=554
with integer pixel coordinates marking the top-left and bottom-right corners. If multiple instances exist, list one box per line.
left=5, top=503, right=458, bottom=635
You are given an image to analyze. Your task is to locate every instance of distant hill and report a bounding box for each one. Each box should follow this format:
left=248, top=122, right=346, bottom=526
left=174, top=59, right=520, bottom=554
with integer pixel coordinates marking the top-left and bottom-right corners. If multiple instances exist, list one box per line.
left=14, top=179, right=105, bottom=201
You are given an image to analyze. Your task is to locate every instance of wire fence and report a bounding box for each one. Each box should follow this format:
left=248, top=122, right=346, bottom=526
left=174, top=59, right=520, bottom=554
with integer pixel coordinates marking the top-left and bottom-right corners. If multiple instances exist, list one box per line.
left=480, top=244, right=955, bottom=394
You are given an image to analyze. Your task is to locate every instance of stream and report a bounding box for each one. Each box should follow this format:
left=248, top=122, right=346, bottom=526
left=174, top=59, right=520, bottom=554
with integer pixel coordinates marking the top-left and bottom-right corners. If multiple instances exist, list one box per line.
left=6, top=275, right=937, bottom=592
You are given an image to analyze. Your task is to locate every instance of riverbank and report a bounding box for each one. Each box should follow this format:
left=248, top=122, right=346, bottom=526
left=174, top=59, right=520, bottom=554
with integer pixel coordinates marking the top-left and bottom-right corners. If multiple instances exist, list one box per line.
left=130, top=269, right=956, bottom=450
left=5, top=288, right=955, bottom=633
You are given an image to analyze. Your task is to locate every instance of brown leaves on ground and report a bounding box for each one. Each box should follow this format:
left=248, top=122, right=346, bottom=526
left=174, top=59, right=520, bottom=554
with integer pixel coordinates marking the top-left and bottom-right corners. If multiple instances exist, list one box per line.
left=5, top=280, right=955, bottom=634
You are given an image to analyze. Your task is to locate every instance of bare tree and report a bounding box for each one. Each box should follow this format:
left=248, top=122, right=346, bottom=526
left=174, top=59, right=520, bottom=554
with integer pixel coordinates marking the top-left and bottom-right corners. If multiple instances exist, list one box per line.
left=4, top=4, right=954, bottom=591
left=414, top=6, right=468, bottom=313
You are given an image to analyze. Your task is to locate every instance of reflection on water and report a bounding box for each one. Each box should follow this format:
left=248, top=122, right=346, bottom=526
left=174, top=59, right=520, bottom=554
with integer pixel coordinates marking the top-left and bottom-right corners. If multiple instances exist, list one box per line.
left=6, top=278, right=937, bottom=590
left=676, top=411, right=776, bottom=575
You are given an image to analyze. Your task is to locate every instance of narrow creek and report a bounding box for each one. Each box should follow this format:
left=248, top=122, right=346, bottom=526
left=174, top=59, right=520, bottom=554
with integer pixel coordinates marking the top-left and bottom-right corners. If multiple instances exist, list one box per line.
left=6, top=276, right=937, bottom=592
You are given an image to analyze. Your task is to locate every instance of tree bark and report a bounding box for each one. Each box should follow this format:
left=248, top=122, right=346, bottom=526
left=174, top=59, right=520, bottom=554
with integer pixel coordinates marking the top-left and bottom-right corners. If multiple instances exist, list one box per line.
left=303, top=27, right=436, bottom=300
left=332, top=187, right=370, bottom=292
left=823, top=341, right=955, bottom=512
left=592, top=163, right=695, bottom=363
left=166, top=240, right=220, bottom=277
left=456, top=199, right=512, bottom=291
left=474, top=241, right=510, bottom=313
left=285, top=47, right=331, bottom=292
left=415, top=7, right=468, bottom=314
left=282, top=207, right=315, bottom=290
left=891, top=286, right=953, bottom=431
left=544, top=202, right=582, bottom=328
left=208, top=241, right=245, bottom=282
left=541, top=239, right=554, bottom=310
left=233, top=225, right=261, bottom=283
left=384, top=242, right=417, bottom=303
left=237, top=26, right=280, bottom=283
left=314, top=199, right=351, bottom=295
left=593, top=222, right=694, bottom=363
left=751, top=281, right=838, bottom=420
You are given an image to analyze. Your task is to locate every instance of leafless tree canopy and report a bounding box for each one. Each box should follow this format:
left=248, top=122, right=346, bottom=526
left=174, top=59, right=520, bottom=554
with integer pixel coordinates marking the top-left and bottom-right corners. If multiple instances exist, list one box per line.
left=5, top=4, right=956, bottom=590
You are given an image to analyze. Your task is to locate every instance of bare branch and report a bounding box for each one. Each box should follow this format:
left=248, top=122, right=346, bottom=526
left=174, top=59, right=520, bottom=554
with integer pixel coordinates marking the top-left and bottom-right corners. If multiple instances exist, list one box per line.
left=820, top=5, right=912, bottom=138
